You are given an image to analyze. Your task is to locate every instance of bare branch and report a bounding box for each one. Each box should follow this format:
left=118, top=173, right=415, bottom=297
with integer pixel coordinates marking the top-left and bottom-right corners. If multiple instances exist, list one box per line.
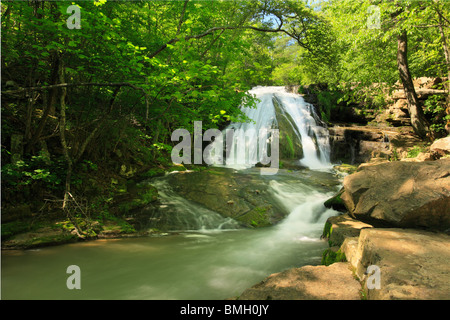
left=146, top=22, right=309, bottom=60
left=2, top=82, right=146, bottom=95
left=177, top=0, right=189, bottom=36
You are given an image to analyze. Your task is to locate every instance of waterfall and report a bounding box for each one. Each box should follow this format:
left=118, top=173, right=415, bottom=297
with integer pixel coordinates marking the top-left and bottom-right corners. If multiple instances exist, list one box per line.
left=207, top=86, right=332, bottom=170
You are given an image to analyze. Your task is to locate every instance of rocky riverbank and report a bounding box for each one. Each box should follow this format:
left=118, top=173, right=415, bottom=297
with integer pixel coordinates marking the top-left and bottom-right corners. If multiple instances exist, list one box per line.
left=236, top=137, right=450, bottom=300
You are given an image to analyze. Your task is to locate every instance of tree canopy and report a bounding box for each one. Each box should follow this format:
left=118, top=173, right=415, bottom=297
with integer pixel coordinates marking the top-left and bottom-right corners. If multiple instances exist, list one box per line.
left=2, top=0, right=449, bottom=210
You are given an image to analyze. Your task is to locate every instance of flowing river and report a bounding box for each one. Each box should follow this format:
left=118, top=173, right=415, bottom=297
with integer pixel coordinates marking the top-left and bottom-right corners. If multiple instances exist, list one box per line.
left=1, top=87, right=342, bottom=300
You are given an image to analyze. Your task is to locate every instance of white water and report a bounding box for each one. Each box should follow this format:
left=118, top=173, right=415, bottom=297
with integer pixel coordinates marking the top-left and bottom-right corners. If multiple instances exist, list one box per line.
left=206, top=86, right=332, bottom=170
left=145, top=178, right=241, bottom=231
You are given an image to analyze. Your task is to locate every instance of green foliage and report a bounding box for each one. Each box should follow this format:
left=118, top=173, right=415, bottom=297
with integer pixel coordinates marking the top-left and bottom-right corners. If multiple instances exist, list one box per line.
left=311, top=87, right=347, bottom=123
left=291, top=0, right=450, bottom=114
left=407, top=146, right=425, bottom=158
left=424, top=95, right=449, bottom=136
left=1, top=156, right=64, bottom=189
left=3, top=0, right=449, bottom=229
left=321, top=247, right=347, bottom=266
left=1, top=221, right=31, bottom=240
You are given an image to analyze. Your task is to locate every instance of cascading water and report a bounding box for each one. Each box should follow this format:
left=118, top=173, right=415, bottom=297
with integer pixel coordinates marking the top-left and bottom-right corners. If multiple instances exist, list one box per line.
left=206, top=86, right=332, bottom=170
left=273, top=88, right=331, bottom=169
left=144, top=177, right=240, bottom=231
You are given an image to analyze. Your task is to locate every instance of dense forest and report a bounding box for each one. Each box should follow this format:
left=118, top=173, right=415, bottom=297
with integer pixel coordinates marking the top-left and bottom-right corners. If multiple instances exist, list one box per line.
left=2, top=0, right=449, bottom=240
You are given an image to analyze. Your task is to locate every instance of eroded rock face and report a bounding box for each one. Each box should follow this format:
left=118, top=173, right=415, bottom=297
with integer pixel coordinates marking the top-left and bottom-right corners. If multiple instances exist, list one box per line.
left=350, top=228, right=450, bottom=300
left=328, top=126, right=392, bottom=164
left=340, top=158, right=450, bottom=230
left=238, top=262, right=361, bottom=300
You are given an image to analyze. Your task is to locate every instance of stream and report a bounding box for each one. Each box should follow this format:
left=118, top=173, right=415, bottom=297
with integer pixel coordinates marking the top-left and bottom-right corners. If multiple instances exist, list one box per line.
left=1, top=169, right=341, bottom=300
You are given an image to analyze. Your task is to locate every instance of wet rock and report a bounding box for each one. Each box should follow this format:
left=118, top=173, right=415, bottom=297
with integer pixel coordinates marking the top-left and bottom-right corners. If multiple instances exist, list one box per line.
left=163, top=168, right=289, bottom=227
left=272, top=96, right=303, bottom=160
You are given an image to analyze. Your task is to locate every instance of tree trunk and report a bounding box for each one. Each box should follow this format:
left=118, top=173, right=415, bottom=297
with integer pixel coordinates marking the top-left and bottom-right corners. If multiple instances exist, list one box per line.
left=26, top=51, right=60, bottom=153
left=436, top=9, right=450, bottom=134
left=396, top=30, right=430, bottom=139
left=58, top=61, right=73, bottom=209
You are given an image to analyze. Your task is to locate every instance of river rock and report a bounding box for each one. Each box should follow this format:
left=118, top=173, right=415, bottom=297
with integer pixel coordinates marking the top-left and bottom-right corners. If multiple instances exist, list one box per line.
left=350, top=228, right=450, bottom=300
left=340, top=158, right=450, bottom=230
left=238, top=262, right=361, bottom=300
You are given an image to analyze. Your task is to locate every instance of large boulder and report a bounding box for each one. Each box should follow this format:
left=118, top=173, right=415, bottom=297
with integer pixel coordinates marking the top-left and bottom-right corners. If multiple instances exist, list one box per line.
left=237, top=262, right=362, bottom=300
left=349, top=228, right=450, bottom=300
left=430, top=136, right=450, bottom=159
left=340, top=158, right=450, bottom=230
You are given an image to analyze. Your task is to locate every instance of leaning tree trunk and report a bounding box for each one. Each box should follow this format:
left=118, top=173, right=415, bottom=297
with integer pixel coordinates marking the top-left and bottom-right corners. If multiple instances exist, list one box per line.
left=397, top=30, right=430, bottom=139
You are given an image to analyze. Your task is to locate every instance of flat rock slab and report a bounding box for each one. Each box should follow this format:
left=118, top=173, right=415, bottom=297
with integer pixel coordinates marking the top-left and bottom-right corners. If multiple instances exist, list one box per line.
left=238, top=262, right=362, bottom=300
left=353, top=228, right=450, bottom=300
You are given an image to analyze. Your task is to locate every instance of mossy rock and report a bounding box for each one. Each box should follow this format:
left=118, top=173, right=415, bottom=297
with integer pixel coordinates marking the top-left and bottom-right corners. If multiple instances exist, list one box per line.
left=322, top=220, right=333, bottom=240
left=324, top=188, right=346, bottom=212
left=114, top=183, right=159, bottom=214
left=99, top=219, right=136, bottom=236
left=273, top=96, right=303, bottom=160
left=167, top=164, right=187, bottom=172
left=140, top=167, right=166, bottom=179
left=236, top=206, right=273, bottom=228
left=22, top=233, right=78, bottom=248
left=321, top=246, right=347, bottom=266
left=2, top=225, right=78, bottom=249
left=333, top=164, right=358, bottom=174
